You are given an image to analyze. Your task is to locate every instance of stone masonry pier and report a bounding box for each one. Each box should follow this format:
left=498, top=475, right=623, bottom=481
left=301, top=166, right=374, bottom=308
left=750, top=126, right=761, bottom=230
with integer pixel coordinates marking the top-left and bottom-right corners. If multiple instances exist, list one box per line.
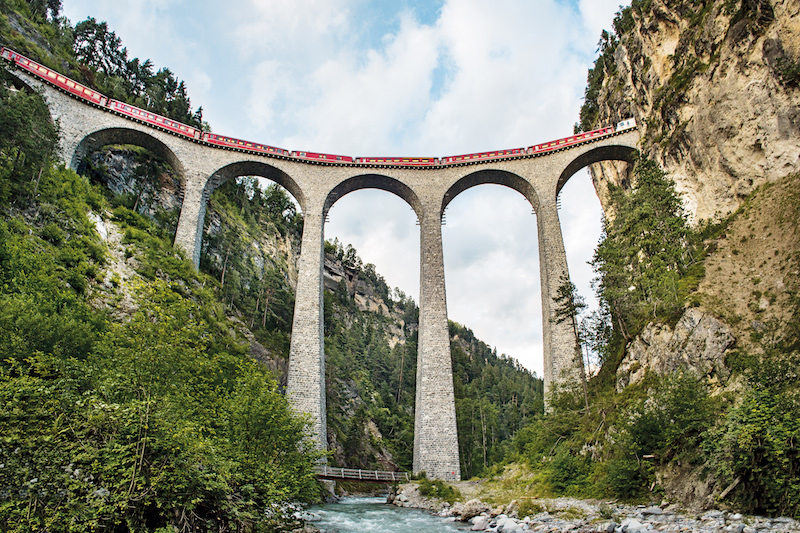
left=12, top=67, right=640, bottom=481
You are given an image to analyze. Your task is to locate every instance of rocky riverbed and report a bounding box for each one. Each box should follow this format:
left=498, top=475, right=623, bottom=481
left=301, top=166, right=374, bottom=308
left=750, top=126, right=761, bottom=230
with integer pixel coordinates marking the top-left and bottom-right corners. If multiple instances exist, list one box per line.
left=389, top=484, right=800, bottom=532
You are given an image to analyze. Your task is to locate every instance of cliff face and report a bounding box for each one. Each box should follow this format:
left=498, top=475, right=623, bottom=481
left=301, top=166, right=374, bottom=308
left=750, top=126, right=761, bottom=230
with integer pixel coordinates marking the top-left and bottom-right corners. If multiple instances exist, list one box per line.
left=590, top=0, right=800, bottom=221
left=584, top=0, right=800, bottom=403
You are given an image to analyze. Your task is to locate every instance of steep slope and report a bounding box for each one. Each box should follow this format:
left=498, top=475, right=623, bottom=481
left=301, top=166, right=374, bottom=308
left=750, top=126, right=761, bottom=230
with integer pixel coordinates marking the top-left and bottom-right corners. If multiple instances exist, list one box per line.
left=581, top=0, right=800, bottom=395
left=553, top=0, right=800, bottom=513
left=583, top=0, right=800, bottom=221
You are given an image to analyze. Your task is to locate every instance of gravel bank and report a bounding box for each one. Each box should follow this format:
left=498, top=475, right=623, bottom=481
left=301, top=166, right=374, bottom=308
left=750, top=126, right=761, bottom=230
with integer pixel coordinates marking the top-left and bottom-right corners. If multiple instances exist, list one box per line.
left=390, top=484, right=799, bottom=532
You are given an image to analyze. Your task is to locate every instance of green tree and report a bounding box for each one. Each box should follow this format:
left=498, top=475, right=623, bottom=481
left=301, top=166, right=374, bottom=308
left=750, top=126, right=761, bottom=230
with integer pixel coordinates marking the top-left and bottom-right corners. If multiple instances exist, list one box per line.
left=592, top=158, right=694, bottom=344
left=72, top=17, right=128, bottom=76
left=0, top=67, right=59, bottom=203
left=552, top=273, right=589, bottom=411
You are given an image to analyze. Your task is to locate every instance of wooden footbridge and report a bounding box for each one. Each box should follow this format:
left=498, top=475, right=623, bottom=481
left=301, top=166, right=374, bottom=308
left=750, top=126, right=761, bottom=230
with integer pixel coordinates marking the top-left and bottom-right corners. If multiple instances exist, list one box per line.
left=315, top=466, right=411, bottom=483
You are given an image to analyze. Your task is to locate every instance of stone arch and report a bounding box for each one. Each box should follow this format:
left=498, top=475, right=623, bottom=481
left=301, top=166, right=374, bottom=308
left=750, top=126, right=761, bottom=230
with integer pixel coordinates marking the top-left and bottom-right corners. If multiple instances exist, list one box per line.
left=324, top=173, right=423, bottom=219
left=555, top=144, right=639, bottom=200
left=72, top=127, right=186, bottom=178
left=205, top=160, right=306, bottom=214
left=441, top=169, right=540, bottom=216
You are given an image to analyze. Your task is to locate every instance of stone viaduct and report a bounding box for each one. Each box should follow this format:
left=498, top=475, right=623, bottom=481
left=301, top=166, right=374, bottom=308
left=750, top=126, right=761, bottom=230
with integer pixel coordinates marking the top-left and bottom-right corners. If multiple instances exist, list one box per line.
left=11, top=67, right=639, bottom=481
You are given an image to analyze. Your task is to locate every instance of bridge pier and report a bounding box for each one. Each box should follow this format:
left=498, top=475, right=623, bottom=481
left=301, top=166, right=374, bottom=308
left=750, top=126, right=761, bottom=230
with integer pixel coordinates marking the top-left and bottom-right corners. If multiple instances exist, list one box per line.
left=285, top=201, right=328, bottom=454
left=536, top=198, right=586, bottom=403
left=174, top=172, right=211, bottom=267
left=413, top=207, right=461, bottom=481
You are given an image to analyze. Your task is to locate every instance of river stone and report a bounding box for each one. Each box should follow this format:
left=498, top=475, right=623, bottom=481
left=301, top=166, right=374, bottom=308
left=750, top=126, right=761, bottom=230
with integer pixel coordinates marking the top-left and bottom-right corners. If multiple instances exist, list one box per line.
left=462, top=499, right=491, bottom=521
left=471, top=516, right=490, bottom=530
left=621, top=518, right=647, bottom=533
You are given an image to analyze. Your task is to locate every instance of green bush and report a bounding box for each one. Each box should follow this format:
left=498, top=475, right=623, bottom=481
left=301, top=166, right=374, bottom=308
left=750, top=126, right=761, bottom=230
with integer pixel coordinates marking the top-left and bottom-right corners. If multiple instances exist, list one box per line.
left=604, top=455, right=651, bottom=500
left=549, top=450, right=590, bottom=495
left=706, top=349, right=800, bottom=518
left=418, top=478, right=460, bottom=504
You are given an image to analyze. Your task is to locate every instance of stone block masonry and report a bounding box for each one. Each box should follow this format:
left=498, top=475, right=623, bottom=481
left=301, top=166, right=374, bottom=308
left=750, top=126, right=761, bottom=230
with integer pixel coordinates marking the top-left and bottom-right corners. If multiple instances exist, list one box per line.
left=13, top=67, right=640, bottom=480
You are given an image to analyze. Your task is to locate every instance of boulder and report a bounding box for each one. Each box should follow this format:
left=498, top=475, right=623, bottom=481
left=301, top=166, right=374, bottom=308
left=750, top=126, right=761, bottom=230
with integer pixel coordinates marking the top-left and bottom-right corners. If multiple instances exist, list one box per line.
left=461, top=499, right=491, bottom=521
left=471, top=515, right=490, bottom=531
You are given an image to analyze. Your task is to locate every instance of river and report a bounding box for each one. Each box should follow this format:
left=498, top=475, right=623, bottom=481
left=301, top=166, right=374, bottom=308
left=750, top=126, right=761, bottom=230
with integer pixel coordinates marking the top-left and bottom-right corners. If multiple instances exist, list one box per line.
left=307, top=496, right=465, bottom=532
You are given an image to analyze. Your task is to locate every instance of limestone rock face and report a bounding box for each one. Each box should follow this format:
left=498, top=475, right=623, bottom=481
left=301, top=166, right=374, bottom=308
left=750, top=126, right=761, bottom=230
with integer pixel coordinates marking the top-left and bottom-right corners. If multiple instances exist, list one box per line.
left=88, top=147, right=182, bottom=215
left=616, top=308, right=735, bottom=390
left=590, top=0, right=800, bottom=222
left=323, top=256, right=400, bottom=323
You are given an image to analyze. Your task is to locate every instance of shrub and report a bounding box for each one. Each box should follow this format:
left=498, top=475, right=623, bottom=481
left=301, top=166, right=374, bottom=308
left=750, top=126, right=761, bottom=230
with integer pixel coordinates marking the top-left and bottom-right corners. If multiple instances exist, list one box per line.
left=418, top=478, right=460, bottom=504
left=706, top=348, right=800, bottom=518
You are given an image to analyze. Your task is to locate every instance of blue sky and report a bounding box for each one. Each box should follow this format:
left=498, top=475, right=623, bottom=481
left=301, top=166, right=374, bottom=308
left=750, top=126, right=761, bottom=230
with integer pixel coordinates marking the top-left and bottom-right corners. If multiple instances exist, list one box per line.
left=62, top=0, right=630, bottom=375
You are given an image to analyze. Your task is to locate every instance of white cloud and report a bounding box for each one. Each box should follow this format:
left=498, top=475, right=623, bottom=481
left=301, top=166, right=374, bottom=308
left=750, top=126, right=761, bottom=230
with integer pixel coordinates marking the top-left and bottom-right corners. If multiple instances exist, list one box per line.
left=579, top=0, right=627, bottom=42
left=284, top=14, right=441, bottom=153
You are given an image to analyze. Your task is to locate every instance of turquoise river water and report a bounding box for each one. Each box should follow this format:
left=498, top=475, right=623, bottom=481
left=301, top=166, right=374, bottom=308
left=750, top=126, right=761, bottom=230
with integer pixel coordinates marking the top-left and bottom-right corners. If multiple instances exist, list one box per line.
left=307, top=496, right=466, bottom=532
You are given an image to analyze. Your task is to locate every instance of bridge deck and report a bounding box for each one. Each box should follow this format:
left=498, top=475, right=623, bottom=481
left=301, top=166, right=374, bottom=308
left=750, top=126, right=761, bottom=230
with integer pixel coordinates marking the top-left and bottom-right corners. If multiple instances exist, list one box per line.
left=315, top=466, right=411, bottom=483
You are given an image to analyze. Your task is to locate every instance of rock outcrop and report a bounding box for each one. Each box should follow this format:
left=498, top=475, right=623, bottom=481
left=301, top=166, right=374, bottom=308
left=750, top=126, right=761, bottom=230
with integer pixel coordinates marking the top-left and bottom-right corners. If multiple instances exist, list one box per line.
left=589, top=0, right=800, bottom=222
left=616, top=307, right=735, bottom=390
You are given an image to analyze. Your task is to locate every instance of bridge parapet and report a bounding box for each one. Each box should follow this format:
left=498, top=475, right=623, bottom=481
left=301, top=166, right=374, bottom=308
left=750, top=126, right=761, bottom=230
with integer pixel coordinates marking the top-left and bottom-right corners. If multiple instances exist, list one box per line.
left=315, top=466, right=411, bottom=483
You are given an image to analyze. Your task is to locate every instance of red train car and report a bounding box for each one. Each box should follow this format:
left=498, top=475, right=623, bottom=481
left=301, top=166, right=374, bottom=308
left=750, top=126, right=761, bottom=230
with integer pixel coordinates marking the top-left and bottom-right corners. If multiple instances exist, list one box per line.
left=1, top=47, right=108, bottom=106
left=355, top=156, right=438, bottom=166
left=203, top=133, right=290, bottom=156
left=108, top=100, right=201, bottom=139
left=441, top=148, right=524, bottom=164
left=292, top=151, right=354, bottom=164
left=528, top=126, right=614, bottom=154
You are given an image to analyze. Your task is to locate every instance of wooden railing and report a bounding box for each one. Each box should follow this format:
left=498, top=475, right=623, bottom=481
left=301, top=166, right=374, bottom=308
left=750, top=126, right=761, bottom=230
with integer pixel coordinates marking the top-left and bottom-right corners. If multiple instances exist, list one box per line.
left=315, top=465, right=411, bottom=483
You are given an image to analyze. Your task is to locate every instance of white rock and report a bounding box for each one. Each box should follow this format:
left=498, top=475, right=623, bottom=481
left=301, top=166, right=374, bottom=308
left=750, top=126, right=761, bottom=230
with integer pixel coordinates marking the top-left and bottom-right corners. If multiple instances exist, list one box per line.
left=89, top=212, right=107, bottom=241
left=621, top=518, right=646, bottom=533
left=472, top=516, right=490, bottom=531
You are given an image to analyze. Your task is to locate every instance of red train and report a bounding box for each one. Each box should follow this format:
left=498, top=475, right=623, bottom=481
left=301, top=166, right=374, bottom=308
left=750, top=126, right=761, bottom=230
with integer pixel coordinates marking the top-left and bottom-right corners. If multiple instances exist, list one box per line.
left=442, top=148, right=525, bottom=164
left=1, top=46, right=636, bottom=169
left=204, top=133, right=289, bottom=156
left=293, top=151, right=354, bottom=164
left=109, top=100, right=202, bottom=139
left=1, top=47, right=107, bottom=106
left=355, top=156, right=439, bottom=166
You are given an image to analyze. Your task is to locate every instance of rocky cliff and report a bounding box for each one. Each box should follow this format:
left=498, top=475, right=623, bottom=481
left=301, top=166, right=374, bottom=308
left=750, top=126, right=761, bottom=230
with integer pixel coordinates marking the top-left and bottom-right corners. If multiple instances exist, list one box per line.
left=587, top=0, right=800, bottom=221
left=582, top=0, right=800, bottom=390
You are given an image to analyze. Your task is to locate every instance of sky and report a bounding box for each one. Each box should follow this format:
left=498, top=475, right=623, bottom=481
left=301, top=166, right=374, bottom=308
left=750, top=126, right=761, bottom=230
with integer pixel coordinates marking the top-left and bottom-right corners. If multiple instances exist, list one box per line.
left=62, top=0, right=630, bottom=377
